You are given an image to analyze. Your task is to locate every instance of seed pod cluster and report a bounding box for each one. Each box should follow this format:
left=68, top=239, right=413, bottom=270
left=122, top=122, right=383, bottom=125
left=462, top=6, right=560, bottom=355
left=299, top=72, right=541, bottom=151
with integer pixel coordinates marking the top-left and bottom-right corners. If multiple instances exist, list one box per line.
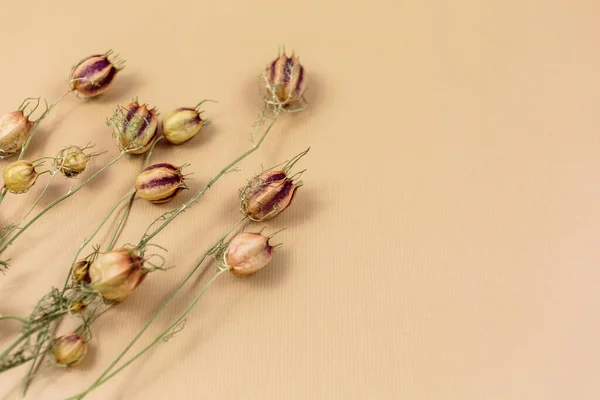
left=135, top=163, right=187, bottom=204
left=263, top=52, right=306, bottom=108
left=109, top=101, right=158, bottom=154
left=0, top=111, right=34, bottom=158
left=54, top=145, right=90, bottom=178
left=49, top=333, right=88, bottom=367
left=225, top=232, right=274, bottom=277
left=240, top=170, right=300, bottom=221
left=89, top=247, right=146, bottom=301
left=69, top=50, right=125, bottom=98
left=2, top=160, right=39, bottom=194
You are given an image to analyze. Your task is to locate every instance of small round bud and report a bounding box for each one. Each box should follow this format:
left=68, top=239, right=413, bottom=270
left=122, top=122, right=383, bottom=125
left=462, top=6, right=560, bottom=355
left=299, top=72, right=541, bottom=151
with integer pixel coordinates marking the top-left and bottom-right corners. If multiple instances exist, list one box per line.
left=2, top=160, right=39, bottom=194
left=72, top=260, right=91, bottom=283
left=0, top=111, right=34, bottom=158
left=54, top=146, right=90, bottom=178
left=89, top=248, right=146, bottom=301
left=69, top=301, right=86, bottom=314
left=162, top=107, right=205, bottom=145
left=109, top=101, right=158, bottom=154
left=135, top=163, right=187, bottom=204
left=241, top=170, right=299, bottom=221
left=225, top=232, right=274, bottom=277
left=262, top=52, right=306, bottom=109
left=49, top=333, right=88, bottom=367
left=69, top=50, right=124, bottom=98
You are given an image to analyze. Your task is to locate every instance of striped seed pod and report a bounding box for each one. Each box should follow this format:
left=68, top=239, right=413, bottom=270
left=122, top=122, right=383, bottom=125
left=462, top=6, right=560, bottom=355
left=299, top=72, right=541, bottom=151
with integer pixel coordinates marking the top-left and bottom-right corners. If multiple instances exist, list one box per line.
left=225, top=232, right=274, bottom=277
left=162, top=104, right=208, bottom=145
left=262, top=52, right=306, bottom=108
left=2, top=160, right=39, bottom=194
left=50, top=333, right=88, bottom=367
left=135, top=163, right=187, bottom=204
left=240, top=170, right=300, bottom=221
left=69, top=50, right=125, bottom=98
left=54, top=145, right=90, bottom=178
left=109, top=101, right=158, bottom=154
left=89, top=248, right=146, bottom=302
left=0, top=111, right=34, bottom=159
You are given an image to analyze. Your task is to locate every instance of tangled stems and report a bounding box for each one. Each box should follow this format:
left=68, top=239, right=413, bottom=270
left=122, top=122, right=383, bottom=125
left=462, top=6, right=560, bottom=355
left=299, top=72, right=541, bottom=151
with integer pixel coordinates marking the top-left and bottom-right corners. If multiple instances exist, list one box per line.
left=67, top=218, right=245, bottom=400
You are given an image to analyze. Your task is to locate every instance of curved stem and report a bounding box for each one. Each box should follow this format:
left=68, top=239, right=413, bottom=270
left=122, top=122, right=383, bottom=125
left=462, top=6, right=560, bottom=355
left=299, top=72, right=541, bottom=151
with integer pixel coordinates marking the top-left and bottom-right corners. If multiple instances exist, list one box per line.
left=0, top=152, right=125, bottom=256
left=0, top=315, right=28, bottom=324
left=106, top=191, right=135, bottom=252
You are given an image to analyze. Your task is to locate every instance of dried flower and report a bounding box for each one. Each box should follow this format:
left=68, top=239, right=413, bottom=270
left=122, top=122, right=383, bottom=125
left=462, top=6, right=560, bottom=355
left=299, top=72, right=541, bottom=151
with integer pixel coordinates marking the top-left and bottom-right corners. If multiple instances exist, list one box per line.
left=69, top=50, right=125, bottom=98
left=72, top=259, right=91, bottom=283
left=49, top=333, right=88, bottom=367
left=162, top=103, right=210, bottom=145
left=240, top=170, right=300, bottom=221
left=135, top=163, right=187, bottom=204
left=0, top=111, right=34, bottom=158
left=2, top=160, right=39, bottom=194
left=54, top=145, right=90, bottom=178
left=108, top=101, right=158, bottom=154
left=89, top=247, right=146, bottom=301
left=69, top=301, right=86, bottom=314
left=225, top=232, right=274, bottom=276
left=262, top=52, right=306, bottom=109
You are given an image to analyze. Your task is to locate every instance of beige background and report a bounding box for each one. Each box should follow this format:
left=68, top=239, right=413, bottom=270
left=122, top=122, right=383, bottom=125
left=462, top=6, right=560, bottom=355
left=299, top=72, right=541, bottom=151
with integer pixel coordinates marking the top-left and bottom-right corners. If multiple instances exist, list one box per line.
left=1, top=0, right=600, bottom=399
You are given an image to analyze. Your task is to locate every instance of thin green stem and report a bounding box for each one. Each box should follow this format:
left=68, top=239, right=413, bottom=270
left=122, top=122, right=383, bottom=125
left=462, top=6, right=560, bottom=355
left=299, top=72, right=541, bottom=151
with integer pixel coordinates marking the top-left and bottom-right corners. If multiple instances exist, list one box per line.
left=0, top=188, right=7, bottom=206
left=68, top=267, right=230, bottom=400
left=0, top=152, right=126, bottom=256
left=106, top=191, right=135, bottom=252
left=0, top=315, right=28, bottom=324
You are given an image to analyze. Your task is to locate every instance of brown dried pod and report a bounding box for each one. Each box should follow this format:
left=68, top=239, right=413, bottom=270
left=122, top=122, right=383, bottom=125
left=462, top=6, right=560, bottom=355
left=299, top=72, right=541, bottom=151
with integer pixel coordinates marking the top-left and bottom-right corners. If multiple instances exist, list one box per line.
left=49, top=333, right=88, bottom=367
left=69, top=301, right=86, bottom=314
left=225, top=232, right=274, bottom=277
left=72, top=259, right=91, bottom=283
left=69, top=50, right=125, bottom=98
left=262, top=52, right=306, bottom=109
left=0, top=111, right=34, bottom=158
left=89, top=247, right=146, bottom=301
left=135, top=163, right=187, bottom=204
left=108, top=101, right=159, bottom=154
left=54, top=145, right=90, bottom=178
left=240, top=170, right=300, bottom=221
left=2, top=160, right=39, bottom=194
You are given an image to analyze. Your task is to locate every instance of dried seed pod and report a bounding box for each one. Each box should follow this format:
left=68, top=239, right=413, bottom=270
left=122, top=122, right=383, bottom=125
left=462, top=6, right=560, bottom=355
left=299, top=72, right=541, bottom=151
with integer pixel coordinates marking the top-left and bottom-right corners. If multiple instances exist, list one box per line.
left=54, top=145, right=90, bottom=178
left=240, top=170, right=300, bottom=221
left=262, top=52, right=306, bottom=108
left=109, top=101, right=158, bottom=154
left=49, top=333, right=88, bottom=367
left=72, top=259, right=91, bottom=283
left=225, top=232, right=274, bottom=277
left=69, top=301, right=86, bottom=314
left=162, top=105, right=206, bottom=145
left=135, top=163, right=187, bottom=204
left=2, top=160, right=39, bottom=194
left=0, top=111, right=34, bottom=158
left=89, top=247, right=146, bottom=301
left=69, top=50, right=125, bottom=98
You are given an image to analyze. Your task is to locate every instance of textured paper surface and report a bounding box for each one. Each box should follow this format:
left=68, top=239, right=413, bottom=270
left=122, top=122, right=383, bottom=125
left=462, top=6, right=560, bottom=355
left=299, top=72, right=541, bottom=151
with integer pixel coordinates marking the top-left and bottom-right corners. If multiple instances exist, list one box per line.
left=1, top=1, right=600, bottom=399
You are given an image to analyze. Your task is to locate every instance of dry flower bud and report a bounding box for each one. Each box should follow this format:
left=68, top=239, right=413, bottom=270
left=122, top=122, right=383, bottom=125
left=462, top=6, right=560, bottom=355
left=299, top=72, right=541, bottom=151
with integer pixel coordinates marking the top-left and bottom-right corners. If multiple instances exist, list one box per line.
left=54, top=145, right=90, bottom=178
left=225, top=232, right=274, bottom=276
left=135, top=163, right=187, bottom=204
left=72, top=259, right=91, bottom=283
left=69, top=301, right=86, bottom=314
left=109, top=101, right=158, bottom=154
left=162, top=106, right=206, bottom=145
left=2, top=160, right=39, bottom=194
left=89, top=247, right=146, bottom=301
left=69, top=50, right=125, bottom=98
left=241, top=170, right=299, bottom=221
left=263, top=52, right=306, bottom=108
left=0, top=111, right=34, bottom=158
left=49, top=333, right=88, bottom=367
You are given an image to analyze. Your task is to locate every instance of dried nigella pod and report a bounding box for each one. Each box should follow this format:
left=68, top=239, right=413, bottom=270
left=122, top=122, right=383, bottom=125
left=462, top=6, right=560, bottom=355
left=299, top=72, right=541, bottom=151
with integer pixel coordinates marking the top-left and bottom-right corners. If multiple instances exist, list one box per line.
left=135, top=163, right=188, bottom=204
left=72, top=259, right=91, bottom=283
left=262, top=51, right=307, bottom=110
left=224, top=232, right=274, bottom=277
left=0, top=110, right=34, bottom=159
left=2, top=160, right=40, bottom=194
left=53, top=145, right=94, bottom=178
left=89, top=247, right=146, bottom=301
left=69, top=50, right=125, bottom=98
left=162, top=101, right=213, bottom=145
left=49, top=333, right=88, bottom=367
left=107, top=101, right=158, bottom=154
left=240, top=170, right=301, bottom=221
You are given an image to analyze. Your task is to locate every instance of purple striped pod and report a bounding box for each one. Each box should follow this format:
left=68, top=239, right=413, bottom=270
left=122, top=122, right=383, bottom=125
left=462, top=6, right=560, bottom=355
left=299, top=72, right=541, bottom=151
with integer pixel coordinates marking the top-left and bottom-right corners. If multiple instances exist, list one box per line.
left=262, top=52, right=306, bottom=108
left=0, top=111, right=33, bottom=158
left=69, top=50, right=125, bottom=98
left=161, top=105, right=206, bottom=145
left=240, top=170, right=300, bottom=221
left=225, top=232, right=274, bottom=277
left=110, top=101, right=159, bottom=154
left=135, top=163, right=187, bottom=204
